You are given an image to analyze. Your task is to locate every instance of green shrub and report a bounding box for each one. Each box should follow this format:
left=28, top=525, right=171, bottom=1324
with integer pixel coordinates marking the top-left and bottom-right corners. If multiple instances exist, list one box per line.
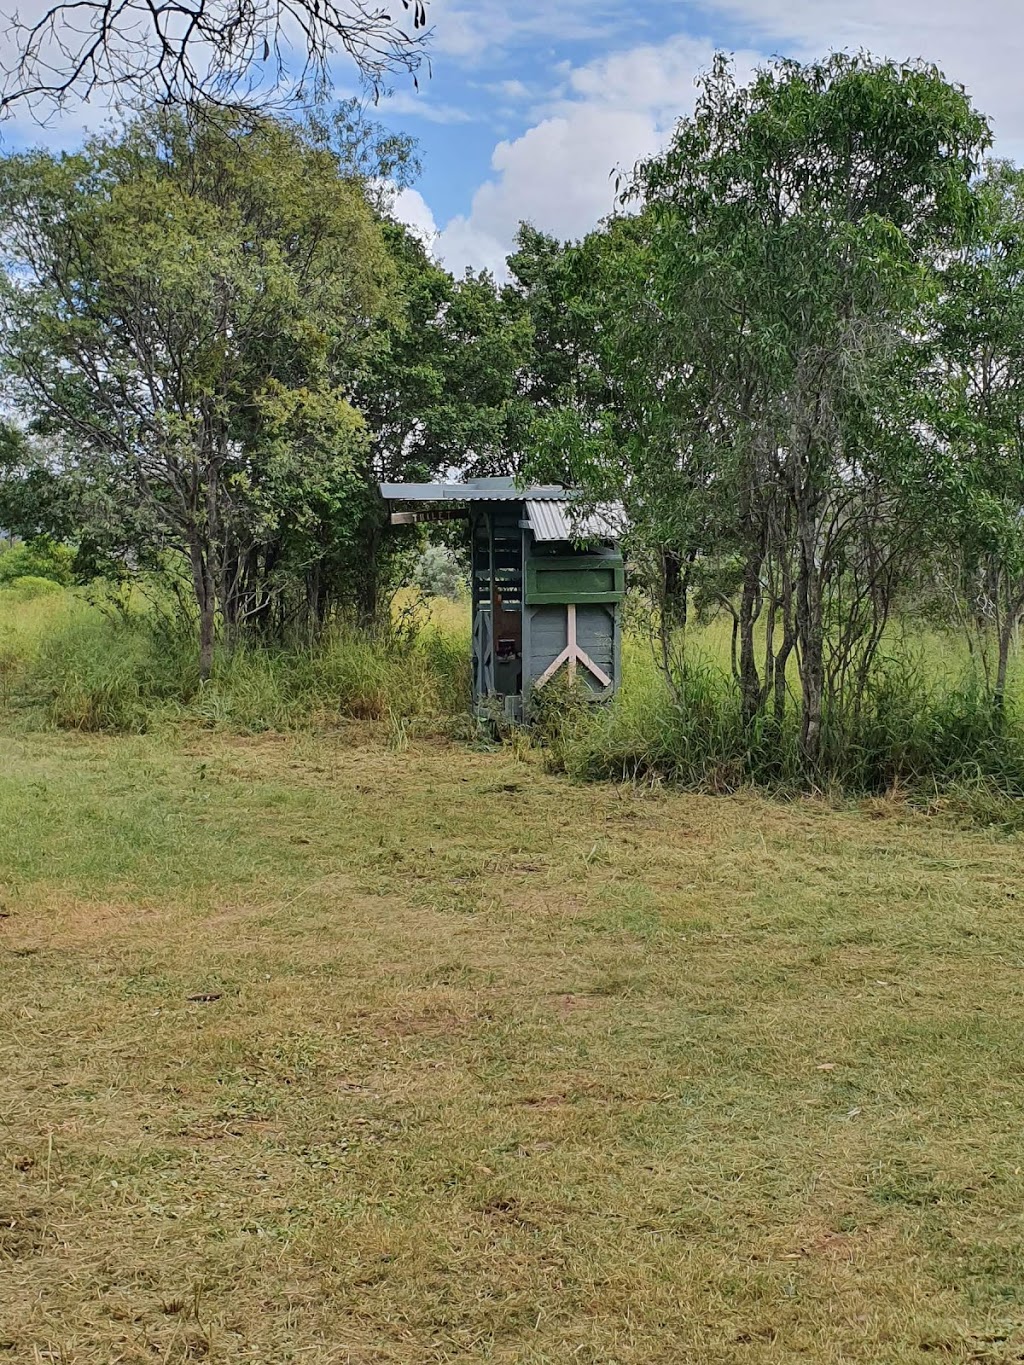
left=28, top=613, right=193, bottom=731
left=938, top=779, right=1024, bottom=832
left=0, top=575, right=64, bottom=601
left=413, top=546, right=467, bottom=602
left=10, top=586, right=1024, bottom=814
left=0, top=537, right=75, bottom=587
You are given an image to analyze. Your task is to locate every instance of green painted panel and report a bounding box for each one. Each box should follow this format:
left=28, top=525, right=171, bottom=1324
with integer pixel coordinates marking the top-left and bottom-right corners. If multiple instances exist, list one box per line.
left=526, top=554, right=624, bottom=605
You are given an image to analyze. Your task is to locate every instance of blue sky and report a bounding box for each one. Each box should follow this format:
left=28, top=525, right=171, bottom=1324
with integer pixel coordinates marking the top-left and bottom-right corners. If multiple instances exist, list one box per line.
left=3, top=0, right=1023, bottom=275
left=374, top=0, right=757, bottom=227
left=367, top=0, right=1024, bottom=276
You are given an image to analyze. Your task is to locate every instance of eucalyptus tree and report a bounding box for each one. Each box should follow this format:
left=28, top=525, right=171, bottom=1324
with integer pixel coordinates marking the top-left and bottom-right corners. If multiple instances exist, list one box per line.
left=929, top=162, right=1024, bottom=710
left=348, top=226, right=537, bottom=618
left=0, top=425, right=76, bottom=547
left=567, top=54, right=989, bottom=767
left=0, top=103, right=396, bottom=672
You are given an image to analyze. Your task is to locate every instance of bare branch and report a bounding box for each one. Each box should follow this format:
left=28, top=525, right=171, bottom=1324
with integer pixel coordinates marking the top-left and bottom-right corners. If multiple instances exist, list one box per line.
left=0, top=0, right=429, bottom=118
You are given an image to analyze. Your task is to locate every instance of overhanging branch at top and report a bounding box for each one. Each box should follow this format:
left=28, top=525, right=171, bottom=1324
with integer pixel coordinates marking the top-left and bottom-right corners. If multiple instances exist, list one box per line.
left=0, top=0, right=430, bottom=119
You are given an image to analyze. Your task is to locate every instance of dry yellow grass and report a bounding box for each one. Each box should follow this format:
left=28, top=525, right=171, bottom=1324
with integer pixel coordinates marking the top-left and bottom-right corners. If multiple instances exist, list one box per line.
left=3, top=726, right=1024, bottom=1362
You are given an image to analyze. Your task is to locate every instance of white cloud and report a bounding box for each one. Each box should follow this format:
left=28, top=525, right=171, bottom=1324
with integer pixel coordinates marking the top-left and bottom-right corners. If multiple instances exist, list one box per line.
left=436, top=107, right=658, bottom=275
left=427, top=0, right=628, bottom=63
left=492, top=78, right=531, bottom=100
left=435, top=33, right=763, bottom=277
left=391, top=185, right=440, bottom=247
left=434, top=0, right=1024, bottom=279
left=377, top=88, right=474, bottom=124
left=434, top=215, right=507, bottom=276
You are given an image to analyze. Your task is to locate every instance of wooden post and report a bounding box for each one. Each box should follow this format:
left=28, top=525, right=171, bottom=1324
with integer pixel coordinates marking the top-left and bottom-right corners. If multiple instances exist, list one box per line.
left=494, top=510, right=502, bottom=698
left=521, top=525, right=533, bottom=712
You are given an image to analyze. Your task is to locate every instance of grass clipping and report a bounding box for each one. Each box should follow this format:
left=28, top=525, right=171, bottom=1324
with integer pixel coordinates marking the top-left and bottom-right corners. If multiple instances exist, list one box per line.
left=2, top=725, right=1024, bottom=1361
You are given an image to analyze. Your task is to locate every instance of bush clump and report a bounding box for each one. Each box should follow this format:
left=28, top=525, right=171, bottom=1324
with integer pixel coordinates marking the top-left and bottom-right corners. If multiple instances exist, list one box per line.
left=553, top=650, right=1024, bottom=801
left=22, top=607, right=472, bottom=734
left=0, top=575, right=64, bottom=602
left=0, top=537, right=75, bottom=587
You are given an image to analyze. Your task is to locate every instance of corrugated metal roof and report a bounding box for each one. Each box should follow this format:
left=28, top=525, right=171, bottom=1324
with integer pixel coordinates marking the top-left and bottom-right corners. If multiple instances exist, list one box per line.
left=380, top=479, right=566, bottom=503
left=525, top=499, right=621, bottom=543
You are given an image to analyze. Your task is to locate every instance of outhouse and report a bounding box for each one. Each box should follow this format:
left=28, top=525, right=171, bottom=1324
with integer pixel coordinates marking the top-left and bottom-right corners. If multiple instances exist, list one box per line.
left=380, top=478, right=624, bottom=723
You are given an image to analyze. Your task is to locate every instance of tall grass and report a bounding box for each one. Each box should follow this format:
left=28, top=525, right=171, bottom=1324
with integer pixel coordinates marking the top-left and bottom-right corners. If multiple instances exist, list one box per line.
left=4, top=584, right=1024, bottom=813
left=0, top=587, right=472, bottom=733
left=0, top=584, right=85, bottom=710
left=549, top=639, right=1024, bottom=816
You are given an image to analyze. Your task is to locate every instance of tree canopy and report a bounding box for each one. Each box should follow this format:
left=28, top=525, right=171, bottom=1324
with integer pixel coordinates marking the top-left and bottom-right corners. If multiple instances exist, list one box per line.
left=533, top=53, right=993, bottom=766
left=0, top=99, right=541, bottom=665
left=0, top=104, right=400, bottom=669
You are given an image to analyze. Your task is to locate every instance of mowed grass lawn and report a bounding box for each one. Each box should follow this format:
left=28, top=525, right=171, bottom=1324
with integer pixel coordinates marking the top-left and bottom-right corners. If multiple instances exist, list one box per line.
left=3, top=727, right=1024, bottom=1363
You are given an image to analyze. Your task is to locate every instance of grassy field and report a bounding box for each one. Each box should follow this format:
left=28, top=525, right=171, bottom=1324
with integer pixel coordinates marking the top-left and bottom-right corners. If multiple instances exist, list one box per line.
left=4, top=717, right=1024, bottom=1363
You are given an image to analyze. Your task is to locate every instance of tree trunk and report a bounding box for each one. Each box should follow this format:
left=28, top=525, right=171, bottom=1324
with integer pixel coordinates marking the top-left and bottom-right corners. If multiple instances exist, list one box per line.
left=221, top=547, right=240, bottom=649
left=356, top=526, right=381, bottom=629
left=996, top=639, right=1010, bottom=713
left=994, top=580, right=1024, bottom=715
left=199, top=593, right=215, bottom=680
left=187, top=535, right=216, bottom=681
left=773, top=560, right=796, bottom=724
left=796, top=514, right=825, bottom=770
left=306, top=557, right=324, bottom=640
left=661, top=548, right=689, bottom=632
left=738, top=546, right=763, bottom=725
left=774, top=632, right=796, bottom=723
